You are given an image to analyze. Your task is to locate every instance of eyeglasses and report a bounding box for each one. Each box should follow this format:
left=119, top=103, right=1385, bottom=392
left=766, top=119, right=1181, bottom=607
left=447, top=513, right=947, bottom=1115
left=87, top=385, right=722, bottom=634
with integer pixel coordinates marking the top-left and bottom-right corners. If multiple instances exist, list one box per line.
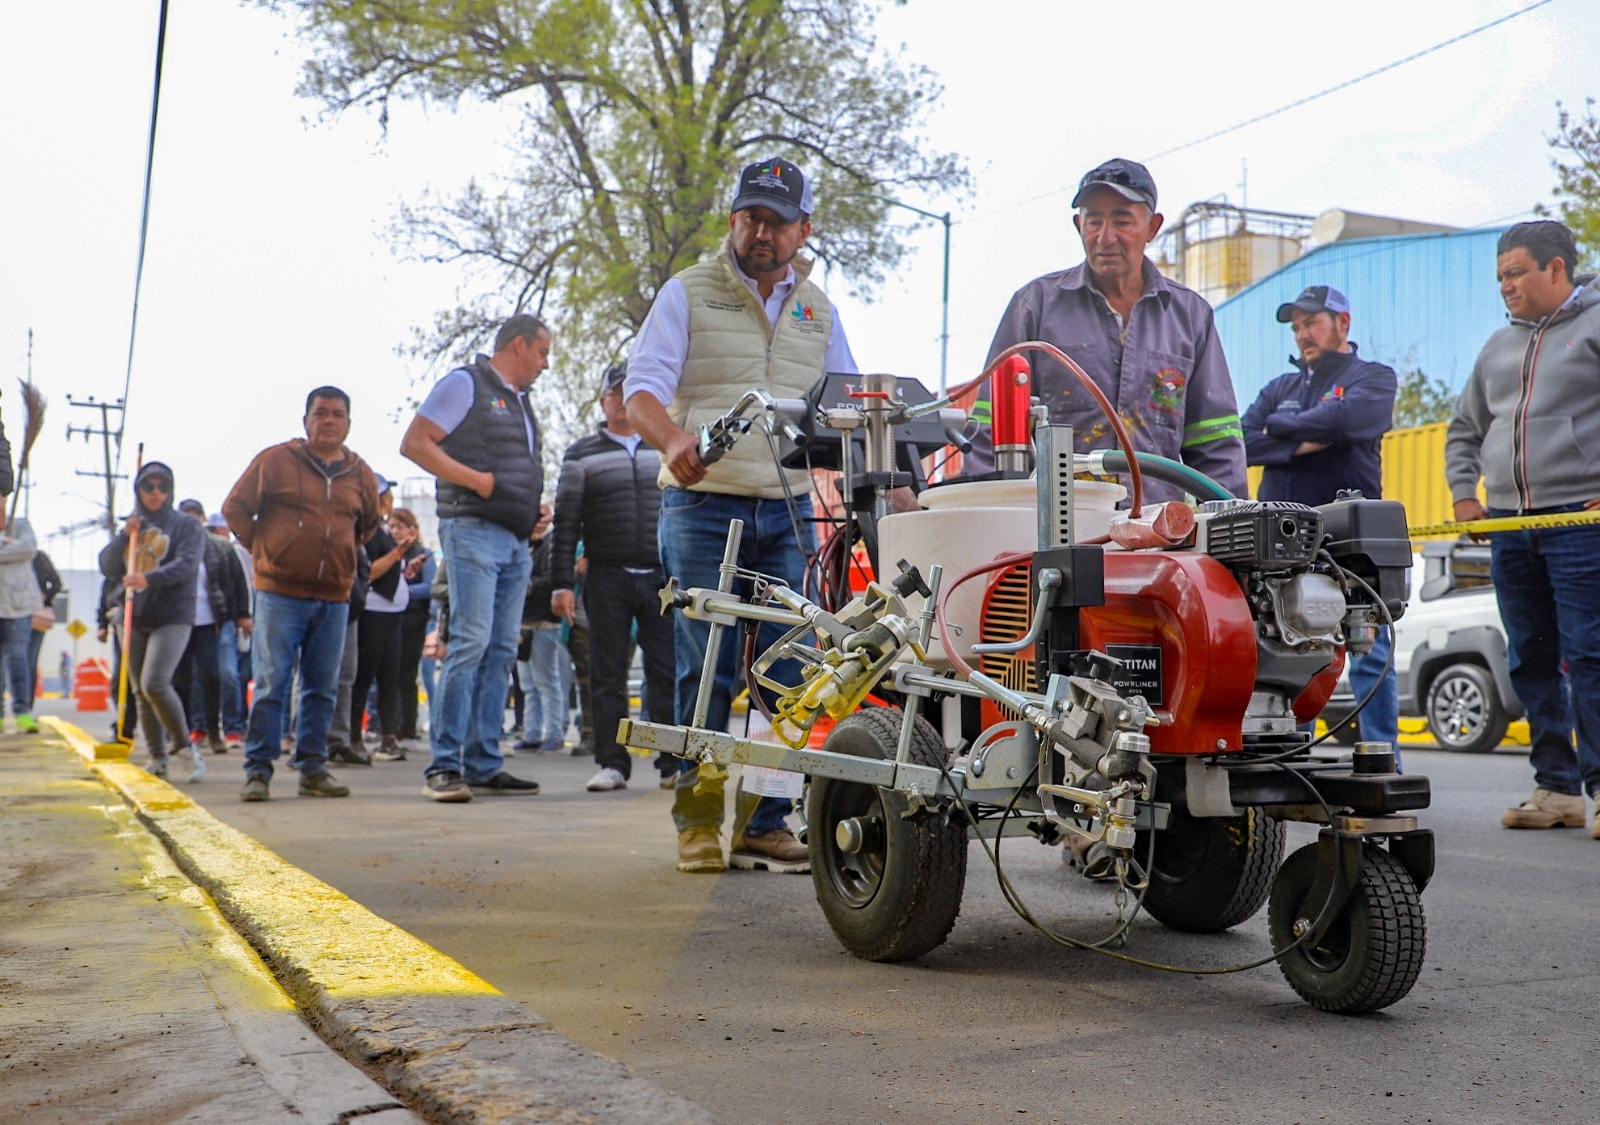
left=138, top=479, right=171, bottom=495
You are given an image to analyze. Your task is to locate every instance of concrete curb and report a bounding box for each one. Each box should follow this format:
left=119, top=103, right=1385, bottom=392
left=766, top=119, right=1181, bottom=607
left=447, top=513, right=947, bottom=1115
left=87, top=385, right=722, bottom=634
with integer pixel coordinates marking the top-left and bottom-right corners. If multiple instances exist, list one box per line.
left=45, top=717, right=716, bottom=1124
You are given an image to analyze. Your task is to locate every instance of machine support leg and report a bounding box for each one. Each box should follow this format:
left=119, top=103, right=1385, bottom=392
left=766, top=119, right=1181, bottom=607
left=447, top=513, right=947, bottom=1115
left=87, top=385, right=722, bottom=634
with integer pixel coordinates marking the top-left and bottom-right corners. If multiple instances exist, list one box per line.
left=1298, top=830, right=1364, bottom=946
left=693, top=519, right=744, bottom=730
left=895, top=564, right=943, bottom=766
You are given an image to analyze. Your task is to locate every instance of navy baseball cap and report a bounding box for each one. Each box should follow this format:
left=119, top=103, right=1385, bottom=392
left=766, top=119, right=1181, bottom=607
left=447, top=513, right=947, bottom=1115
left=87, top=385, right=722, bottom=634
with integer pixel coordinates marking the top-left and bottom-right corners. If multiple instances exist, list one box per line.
left=1071, top=158, right=1158, bottom=211
left=1276, top=285, right=1351, bottom=322
left=731, top=158, right=813, bottom=223
left=177, top=498, right=205, bottom=517
left=601, top=363, right=628, bottom=394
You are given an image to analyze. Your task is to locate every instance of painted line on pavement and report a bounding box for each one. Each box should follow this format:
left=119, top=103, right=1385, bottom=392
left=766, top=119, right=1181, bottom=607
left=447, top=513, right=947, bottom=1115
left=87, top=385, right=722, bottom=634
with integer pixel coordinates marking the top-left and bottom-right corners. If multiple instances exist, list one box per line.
left=43, top=715, right=715, bottom=1124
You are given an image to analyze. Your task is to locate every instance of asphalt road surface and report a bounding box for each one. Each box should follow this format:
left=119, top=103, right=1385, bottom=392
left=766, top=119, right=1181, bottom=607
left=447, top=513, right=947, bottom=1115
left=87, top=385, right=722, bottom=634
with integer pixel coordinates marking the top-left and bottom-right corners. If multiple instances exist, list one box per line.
left=179, top=739, right=1594, bottom=1124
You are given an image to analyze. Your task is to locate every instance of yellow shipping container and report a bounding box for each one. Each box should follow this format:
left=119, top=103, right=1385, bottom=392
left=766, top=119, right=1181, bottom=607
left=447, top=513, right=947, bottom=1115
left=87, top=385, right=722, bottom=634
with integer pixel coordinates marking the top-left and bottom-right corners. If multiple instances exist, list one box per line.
left=1245, top=421, right=1459, bottom=537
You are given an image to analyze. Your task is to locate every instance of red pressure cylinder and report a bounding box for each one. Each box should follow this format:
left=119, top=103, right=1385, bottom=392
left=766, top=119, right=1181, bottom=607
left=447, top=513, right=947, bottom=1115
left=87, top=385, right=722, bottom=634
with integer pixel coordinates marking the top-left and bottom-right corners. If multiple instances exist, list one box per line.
left=991, top=355, right=1032, bottom=473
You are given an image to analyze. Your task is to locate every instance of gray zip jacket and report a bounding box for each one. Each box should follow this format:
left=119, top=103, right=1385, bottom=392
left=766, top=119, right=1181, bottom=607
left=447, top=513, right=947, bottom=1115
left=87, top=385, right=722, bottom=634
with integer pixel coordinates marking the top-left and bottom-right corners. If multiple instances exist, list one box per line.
left=1446, top=273, right=1600, bottom=511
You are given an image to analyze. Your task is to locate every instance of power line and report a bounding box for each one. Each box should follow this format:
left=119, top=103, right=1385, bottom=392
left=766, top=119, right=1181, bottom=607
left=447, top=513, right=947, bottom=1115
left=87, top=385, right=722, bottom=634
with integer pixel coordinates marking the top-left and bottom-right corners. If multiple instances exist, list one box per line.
left=984, top=0, right=1556, bottom=217
left=116, top=0, right=171, bottom=474
left=1143, top=0, right=1556, bottom=161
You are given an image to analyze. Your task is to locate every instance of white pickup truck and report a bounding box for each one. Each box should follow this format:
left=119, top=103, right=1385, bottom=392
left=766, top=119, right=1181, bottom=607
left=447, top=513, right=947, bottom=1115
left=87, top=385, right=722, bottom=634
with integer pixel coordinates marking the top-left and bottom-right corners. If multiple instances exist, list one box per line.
left=1323, top=540, right=1523, bottom=752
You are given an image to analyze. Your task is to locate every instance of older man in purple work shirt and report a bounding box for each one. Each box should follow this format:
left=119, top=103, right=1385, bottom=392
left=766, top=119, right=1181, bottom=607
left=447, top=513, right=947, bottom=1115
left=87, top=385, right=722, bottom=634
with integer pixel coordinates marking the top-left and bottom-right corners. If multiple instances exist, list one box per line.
left=968, top=158, right=1247, bottom=502
left=627, top=156, right=857, bottom=876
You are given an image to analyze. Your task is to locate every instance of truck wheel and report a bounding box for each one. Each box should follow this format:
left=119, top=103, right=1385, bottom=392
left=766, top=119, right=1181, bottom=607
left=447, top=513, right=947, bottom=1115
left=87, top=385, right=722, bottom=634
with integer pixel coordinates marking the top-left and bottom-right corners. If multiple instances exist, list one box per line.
left=1138, top=805, right=1284, bottom=933
left=1268, top=842, right=1425, bottom=1014
left=808, top=708, right=967, bottom=962
left=1425, top=663, right=1508, bottom=753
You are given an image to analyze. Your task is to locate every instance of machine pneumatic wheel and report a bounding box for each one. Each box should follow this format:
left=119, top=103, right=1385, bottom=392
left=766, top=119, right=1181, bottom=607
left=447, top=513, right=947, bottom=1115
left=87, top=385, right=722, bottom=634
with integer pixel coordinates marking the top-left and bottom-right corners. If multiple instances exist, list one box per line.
left=1138, top=805, right=1285, bottom=933
left=808, top=708, right=968, bottom=962
left=1268, top=841, right=1426, bottom=1014
left=1425, top=663, right=1508, bottom=754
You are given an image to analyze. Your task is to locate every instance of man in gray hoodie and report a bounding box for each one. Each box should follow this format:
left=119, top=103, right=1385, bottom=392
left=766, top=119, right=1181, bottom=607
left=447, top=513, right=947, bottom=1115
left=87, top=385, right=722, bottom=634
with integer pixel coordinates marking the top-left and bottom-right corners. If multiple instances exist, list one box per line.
left=1445, top=220, right=1600, bottom=838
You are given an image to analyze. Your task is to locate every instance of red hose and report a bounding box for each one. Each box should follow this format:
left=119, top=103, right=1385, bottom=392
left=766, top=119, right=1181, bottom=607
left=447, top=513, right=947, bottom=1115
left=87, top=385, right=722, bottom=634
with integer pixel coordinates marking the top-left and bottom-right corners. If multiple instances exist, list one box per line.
left=948, top=341, right=1145, bottom=517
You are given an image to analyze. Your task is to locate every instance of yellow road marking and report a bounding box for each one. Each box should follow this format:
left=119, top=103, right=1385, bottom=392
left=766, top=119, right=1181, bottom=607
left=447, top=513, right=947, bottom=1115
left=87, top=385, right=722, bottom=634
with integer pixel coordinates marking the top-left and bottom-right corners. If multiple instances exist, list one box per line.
left=44, top=715, right=502, bottom=1001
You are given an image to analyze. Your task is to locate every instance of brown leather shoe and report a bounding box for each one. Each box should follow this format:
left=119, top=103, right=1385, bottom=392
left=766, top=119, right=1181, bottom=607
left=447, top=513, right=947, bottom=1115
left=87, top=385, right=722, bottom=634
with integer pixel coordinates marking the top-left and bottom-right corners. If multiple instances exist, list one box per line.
left=729, top=828, right=810, bottom=873
left=676, top=826, right=725, bottom=873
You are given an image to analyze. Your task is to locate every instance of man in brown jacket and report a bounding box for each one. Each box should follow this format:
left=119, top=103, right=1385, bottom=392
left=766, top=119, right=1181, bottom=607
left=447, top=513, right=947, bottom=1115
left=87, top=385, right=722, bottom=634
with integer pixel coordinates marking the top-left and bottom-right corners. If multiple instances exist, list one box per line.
left=223, top=386, right=381, bottom=802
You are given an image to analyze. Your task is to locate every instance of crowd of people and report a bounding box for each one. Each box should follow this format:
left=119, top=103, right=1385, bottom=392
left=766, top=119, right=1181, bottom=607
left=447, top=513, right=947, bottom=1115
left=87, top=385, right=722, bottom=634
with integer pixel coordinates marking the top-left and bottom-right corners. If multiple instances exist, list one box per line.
left=61, top=154, right=1598, bottom=875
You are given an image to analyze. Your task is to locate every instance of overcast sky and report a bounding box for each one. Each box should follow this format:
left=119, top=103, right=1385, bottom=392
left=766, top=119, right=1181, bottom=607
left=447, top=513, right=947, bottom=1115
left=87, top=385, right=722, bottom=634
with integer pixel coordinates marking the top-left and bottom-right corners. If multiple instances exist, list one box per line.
left=2, top=0, right=1593, bottom=570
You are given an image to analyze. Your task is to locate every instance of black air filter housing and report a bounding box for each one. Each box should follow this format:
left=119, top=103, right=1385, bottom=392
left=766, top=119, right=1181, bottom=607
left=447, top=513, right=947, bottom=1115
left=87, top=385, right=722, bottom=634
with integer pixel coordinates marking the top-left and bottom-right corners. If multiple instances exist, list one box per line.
left=1319, top=496, right=1413, bottom=621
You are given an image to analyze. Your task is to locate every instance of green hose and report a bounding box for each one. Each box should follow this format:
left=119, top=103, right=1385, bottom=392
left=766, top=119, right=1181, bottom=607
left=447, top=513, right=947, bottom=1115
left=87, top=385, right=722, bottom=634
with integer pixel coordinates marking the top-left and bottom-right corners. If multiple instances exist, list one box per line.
left=1095, top=450, right=1233, bottom=503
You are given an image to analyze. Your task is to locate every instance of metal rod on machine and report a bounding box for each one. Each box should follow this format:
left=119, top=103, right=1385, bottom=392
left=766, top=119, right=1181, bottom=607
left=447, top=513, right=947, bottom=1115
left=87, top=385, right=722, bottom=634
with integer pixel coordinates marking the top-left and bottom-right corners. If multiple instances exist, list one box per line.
left=860, top=373, right=897, bottom=525
left=693, top=519, right=744, bottom=728
left=895, top=563, right=943, bottom=766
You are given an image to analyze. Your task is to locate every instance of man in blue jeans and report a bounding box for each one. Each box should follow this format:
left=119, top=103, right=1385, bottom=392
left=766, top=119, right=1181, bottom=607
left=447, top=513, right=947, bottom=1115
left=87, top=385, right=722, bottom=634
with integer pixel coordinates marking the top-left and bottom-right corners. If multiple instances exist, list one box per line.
left=1242, top=285, right=1400, bottom=768
left=1447, top=219, right=1600, bottom=836
left=223, top=387, right=381, bottom=801
left=401, top=314, right=550, bottom=802
left=628, top=157, right=858, bottom=873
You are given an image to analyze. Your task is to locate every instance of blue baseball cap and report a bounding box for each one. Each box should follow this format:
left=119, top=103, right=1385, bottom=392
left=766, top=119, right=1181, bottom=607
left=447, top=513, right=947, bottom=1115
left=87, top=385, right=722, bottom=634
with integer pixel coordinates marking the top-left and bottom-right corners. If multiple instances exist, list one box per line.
left=1277, top=285, right=1350, bottom=322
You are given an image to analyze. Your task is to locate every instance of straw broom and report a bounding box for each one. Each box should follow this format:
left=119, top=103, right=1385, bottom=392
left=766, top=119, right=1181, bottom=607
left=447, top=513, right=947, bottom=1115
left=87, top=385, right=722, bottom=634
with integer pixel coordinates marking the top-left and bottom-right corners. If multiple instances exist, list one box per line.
left=7, top=378, right=46, bottom=525
left=112, top=443, right=145, bottom=749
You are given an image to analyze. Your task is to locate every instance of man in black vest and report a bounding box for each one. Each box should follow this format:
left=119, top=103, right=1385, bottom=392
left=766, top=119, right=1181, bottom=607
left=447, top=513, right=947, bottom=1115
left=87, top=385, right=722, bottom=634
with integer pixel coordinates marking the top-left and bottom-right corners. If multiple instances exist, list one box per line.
left=401, top=314, right=550, bottom=802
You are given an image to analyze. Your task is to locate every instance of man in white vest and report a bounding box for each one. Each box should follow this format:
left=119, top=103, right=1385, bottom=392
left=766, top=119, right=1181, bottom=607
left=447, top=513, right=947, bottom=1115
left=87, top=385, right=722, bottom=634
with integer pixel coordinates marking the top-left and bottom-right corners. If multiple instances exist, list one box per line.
left=628, top=157, right=858, bottom=874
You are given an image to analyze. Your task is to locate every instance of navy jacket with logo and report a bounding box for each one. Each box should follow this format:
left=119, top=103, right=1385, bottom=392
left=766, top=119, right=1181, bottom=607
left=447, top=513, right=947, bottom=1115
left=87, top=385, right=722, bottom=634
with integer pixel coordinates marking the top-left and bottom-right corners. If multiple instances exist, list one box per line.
left=1242, top=345, right=1396, bottom=505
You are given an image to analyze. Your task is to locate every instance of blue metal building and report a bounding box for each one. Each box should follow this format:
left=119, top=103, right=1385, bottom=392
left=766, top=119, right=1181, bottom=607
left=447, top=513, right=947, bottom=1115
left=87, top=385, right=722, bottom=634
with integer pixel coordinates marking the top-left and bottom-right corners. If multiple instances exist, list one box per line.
left=1212, top=227, right=1510, bottom=408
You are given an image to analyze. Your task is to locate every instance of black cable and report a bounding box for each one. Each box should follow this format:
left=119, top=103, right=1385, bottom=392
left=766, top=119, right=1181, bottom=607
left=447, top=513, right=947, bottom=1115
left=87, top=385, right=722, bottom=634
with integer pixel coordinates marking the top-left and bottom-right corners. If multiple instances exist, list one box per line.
left=937, top=746, right=1346, bottom=975
left=117, top=0, right=171, bottom=466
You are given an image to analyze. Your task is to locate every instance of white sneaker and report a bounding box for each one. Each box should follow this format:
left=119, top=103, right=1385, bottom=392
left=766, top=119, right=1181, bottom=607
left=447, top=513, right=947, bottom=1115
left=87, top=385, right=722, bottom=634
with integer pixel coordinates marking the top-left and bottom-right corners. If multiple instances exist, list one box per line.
left=183, top=745, right=207, bottom=783
left=586, top=767, right=627, bottom=792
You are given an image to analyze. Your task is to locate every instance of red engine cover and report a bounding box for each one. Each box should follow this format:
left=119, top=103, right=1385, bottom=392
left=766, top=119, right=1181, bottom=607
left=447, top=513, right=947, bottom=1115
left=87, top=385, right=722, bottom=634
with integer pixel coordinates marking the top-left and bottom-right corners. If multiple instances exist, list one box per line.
left=978, top=553, right=1263, bottom=754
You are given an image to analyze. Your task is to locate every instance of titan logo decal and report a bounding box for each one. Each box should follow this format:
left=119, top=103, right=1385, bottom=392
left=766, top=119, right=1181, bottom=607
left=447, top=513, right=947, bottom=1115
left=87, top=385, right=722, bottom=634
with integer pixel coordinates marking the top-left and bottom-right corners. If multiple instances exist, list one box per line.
left=1106, top=643, right=1163, bottom=707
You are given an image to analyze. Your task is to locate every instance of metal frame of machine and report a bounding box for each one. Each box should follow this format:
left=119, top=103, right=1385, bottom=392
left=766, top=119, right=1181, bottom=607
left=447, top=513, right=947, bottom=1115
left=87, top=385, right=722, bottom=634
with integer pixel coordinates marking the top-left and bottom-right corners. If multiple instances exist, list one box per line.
left=622, top=352, right=1434, bottom=1014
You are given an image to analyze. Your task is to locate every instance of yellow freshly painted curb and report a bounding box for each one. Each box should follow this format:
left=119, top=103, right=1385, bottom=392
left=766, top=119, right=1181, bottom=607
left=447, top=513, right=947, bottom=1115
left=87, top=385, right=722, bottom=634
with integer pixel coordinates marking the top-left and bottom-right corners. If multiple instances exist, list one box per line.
left=44, top=715, right=501, bottom=1002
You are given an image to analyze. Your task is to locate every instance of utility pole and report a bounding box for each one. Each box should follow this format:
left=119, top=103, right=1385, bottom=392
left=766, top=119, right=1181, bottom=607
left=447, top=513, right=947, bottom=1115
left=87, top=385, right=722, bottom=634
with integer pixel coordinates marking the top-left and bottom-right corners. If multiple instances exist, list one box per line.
left=66, top=397, right=126, bottom=533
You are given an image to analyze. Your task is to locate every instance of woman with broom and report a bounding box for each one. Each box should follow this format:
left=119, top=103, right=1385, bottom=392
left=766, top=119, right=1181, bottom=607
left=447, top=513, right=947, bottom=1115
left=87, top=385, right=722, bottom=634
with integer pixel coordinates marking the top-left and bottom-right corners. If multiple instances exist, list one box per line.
left=98, top=461, right=205, bottom=780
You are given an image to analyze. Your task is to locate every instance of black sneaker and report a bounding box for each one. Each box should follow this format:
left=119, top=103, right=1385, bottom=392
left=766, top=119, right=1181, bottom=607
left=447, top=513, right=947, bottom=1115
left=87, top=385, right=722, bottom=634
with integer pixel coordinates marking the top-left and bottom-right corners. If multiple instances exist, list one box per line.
left=328, top=740, right=372, bottom=766
left=298, top=770, right=351, bottom=798
left=470, top=772, right=540, bottom=795
left=424, top=771, right=473, bottom=802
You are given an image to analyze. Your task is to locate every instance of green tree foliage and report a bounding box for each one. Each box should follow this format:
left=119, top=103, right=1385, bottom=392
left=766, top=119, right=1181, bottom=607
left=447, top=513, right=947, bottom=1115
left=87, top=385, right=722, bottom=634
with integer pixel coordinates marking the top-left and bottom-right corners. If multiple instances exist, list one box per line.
left=1393, top=365, right=1455, bottom=430
left=261, top=0, right=968, bottom=437
left=1536, top=97, right=1600, bottom=270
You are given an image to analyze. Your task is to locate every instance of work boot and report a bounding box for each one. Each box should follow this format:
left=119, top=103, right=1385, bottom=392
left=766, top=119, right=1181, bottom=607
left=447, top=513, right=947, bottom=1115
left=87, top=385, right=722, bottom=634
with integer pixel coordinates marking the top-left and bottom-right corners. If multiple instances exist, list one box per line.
left=677, top=826, right=725, bottom=873
left=240, top=776, right=269, bottom=802
left=1591, top=795, right=1600, bottom=841
left=207, top=727, right=227, bottom=754
left=298, top=770, right=350, bottom=798
left=729, top=828, right=810, bottom=873
left=1501, top=788, right=1586, bottom=829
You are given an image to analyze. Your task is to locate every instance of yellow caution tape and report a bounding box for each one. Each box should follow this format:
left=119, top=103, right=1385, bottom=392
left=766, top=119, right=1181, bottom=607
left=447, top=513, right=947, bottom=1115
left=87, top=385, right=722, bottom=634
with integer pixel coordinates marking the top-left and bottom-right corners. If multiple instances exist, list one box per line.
left=1409, top=510, right=1600, bottom=537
